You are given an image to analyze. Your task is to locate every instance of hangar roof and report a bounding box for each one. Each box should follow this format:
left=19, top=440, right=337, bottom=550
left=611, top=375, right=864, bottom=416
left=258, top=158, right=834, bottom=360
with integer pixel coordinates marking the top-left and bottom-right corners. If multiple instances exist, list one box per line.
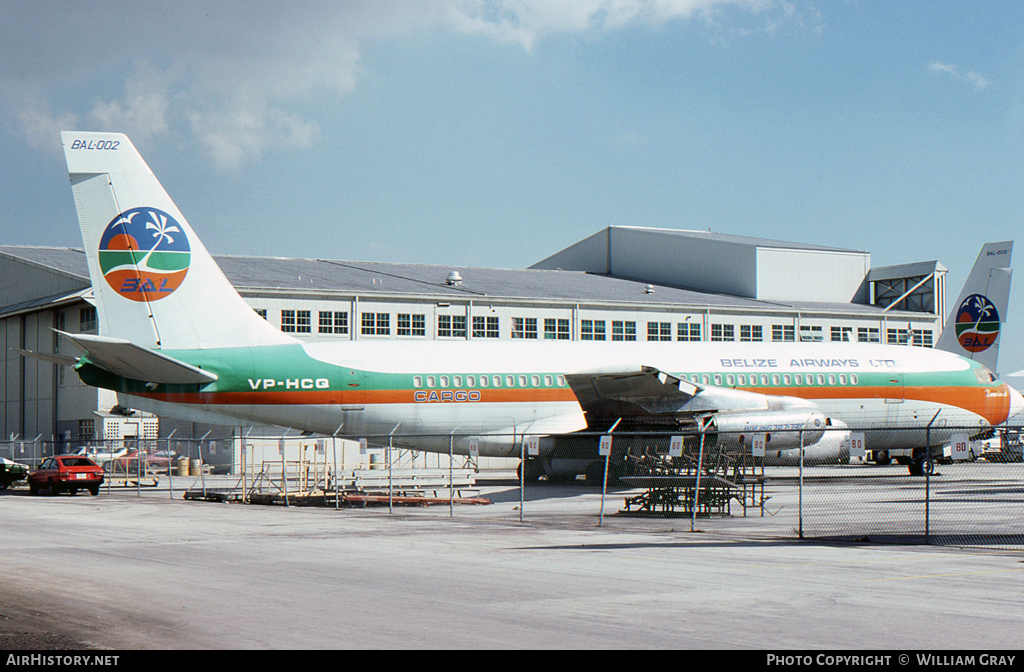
left=0, top=245, right=922, bottom=318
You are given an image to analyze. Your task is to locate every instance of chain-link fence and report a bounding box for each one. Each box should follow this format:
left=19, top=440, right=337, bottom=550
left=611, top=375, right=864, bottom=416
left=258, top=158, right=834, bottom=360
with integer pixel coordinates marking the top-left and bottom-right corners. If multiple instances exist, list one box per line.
left=4, top=425, right=1023, bottom=547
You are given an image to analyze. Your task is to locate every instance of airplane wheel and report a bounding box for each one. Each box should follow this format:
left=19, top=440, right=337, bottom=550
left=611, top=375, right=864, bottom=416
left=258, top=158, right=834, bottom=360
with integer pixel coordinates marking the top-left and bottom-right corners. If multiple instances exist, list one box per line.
left=873, top=451, right=891, bottom=466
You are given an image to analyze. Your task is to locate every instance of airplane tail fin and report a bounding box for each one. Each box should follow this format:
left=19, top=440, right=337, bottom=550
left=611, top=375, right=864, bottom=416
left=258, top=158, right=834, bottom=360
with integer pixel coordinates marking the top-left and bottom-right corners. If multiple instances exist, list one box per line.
left=61, top=132, right=296, bottom=350
left=936, top=241, right=1013, bottom=373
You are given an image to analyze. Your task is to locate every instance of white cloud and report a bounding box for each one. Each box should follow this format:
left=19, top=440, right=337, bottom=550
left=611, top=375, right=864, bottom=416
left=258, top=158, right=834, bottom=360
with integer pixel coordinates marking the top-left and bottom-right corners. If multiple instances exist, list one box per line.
left=929, top=61, right=992, bottom=90
left=0, top=1, right=803, bottom=168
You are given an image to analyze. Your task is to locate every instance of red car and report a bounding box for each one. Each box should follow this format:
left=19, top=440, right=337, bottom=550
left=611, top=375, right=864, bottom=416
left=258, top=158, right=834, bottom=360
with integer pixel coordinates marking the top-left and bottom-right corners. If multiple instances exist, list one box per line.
left=28, top=456, right=104, bottom=496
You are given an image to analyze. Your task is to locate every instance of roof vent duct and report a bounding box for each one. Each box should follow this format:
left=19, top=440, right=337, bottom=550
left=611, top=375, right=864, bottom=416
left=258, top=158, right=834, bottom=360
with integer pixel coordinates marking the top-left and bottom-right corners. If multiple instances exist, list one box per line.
left=446, top=271, right=463, bottom=286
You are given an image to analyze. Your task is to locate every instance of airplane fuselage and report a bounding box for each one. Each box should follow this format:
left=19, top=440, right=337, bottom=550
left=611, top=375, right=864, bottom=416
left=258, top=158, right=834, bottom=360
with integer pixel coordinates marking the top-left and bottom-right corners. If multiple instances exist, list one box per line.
left=76, top=339, right=1019, bottom=458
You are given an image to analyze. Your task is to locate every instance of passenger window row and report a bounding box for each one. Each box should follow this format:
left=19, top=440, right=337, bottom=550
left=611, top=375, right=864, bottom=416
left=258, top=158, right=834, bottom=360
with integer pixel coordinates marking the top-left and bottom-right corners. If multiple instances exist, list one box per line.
left=692, top=373, right=860, bottom=387
left=412, top=374, right=567, bottom=389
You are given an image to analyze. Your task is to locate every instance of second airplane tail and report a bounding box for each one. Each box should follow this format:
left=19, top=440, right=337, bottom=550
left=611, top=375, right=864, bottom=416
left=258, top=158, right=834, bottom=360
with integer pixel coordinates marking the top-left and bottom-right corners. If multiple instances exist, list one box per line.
left=936, top=241, right=1013, bottom=374
left=62, top=132, right=296, bottom=351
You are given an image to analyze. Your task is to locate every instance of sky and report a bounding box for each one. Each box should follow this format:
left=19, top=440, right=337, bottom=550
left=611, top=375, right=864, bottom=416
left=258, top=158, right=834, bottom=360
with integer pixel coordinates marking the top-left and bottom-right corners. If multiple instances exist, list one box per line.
left=1, top=1, right=1023, bottom=370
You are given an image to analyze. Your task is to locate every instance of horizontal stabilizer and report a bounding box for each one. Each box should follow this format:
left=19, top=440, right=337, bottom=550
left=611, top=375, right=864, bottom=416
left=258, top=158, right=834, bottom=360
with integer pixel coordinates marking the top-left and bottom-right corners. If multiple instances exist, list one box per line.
left=57, top=331, right=218, bottom=385
left=12, top=349, right=79, bottom=367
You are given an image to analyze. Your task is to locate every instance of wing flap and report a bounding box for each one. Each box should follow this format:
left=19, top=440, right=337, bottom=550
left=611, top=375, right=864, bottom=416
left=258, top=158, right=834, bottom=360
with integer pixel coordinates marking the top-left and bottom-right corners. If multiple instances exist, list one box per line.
left=58, top=331, right=218, bottom=385
left=564, top=366, right=701, bottom=417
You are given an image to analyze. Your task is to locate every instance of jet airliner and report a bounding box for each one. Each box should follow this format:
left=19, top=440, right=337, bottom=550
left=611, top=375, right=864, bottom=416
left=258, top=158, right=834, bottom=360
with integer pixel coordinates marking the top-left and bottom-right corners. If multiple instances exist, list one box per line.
left=40, top=132, right=1024, bottom=478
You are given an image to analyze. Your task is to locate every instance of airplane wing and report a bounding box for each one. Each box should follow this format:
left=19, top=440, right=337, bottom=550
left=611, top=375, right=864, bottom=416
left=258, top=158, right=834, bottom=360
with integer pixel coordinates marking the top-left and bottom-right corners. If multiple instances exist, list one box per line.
left=563, top=365, right=703, bottom=417
left=57, top=331, right=218, bottom=385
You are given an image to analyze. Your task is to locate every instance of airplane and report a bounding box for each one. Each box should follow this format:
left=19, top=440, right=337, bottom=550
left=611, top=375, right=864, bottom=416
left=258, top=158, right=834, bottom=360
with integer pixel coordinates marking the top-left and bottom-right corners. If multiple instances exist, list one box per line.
left=37, top=131, right=1024, bottom=480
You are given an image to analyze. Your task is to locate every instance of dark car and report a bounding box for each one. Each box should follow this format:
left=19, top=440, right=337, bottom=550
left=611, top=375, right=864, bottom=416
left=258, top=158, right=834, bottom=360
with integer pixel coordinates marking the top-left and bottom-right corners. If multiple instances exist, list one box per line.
left=0, top=458, right=29, bottom=490
left=28, top=456, right=104, bottom=496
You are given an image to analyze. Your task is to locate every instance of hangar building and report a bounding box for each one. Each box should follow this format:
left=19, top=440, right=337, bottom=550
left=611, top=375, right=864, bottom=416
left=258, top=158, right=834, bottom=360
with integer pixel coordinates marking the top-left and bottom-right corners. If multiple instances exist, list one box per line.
left=0, top=225, right=947, bottom=458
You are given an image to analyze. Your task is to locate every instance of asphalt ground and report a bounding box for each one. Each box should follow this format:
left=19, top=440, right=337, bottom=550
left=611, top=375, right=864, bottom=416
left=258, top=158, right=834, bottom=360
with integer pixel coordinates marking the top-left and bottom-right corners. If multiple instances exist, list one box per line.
left=2, top=468, right=1023, bottom=650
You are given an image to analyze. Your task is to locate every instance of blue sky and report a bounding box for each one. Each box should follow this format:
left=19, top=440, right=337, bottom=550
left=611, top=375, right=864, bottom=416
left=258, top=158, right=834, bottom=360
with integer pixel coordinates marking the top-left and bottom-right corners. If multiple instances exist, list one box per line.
left=2, top=1, right=1023, bottom=369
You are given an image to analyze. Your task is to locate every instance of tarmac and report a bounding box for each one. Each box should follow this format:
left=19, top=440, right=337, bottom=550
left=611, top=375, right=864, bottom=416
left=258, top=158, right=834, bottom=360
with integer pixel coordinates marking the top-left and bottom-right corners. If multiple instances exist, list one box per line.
left=2, top=468, right=1023, bottom=649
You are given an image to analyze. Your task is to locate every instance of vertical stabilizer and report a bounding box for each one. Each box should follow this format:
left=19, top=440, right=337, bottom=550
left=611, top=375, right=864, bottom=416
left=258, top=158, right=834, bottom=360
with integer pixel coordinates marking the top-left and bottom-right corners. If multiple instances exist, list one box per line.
left=936, top=241, right=1013, bottom=373
left=61, top=131, right=296, bottom=350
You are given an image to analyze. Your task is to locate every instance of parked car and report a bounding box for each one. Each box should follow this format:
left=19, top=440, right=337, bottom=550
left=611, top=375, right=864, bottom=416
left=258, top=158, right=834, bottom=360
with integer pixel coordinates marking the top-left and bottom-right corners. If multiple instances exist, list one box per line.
left=28, top=456, right=104, bottom=496
left=106, top=449, right=178, bottom=474
left=69, top=446, right=129, bottom=468
left=0, top=457, right=29, bottom=490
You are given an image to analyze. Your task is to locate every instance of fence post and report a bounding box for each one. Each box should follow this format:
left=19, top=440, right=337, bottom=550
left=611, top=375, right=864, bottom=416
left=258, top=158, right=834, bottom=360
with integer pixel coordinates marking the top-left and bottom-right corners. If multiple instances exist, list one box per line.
left=519, top=432, right=525, bottom=524
left=798, top=430, right=804, bottom=539
left=691, top=427, right=706, bottom=533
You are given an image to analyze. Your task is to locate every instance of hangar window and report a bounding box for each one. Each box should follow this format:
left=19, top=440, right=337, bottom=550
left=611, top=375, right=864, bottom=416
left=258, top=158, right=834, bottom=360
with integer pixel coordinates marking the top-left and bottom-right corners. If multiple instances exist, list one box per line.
left=79, top=306, right=97, bottom=332
left=397, top=314, right=426, bottom=337
left=437, top=315, right=467, bottom=339
left=677, top=323, right=701, bottom=342
left=473, top=316, right=501, bottom=339
left=612, top=321, right=636, bottom=341
left=772, top=325, right=795, bottom=342
left=912, top=330, right=933, bottom=348
left=648, top=322, right=672, bottom=341
left=739, top=325, right=763, bottom=342
left=799, top=325, right=823, bottom=342
left=831, top=326, right=852, bottom=342
left=281, top=310, right=295, bottom=332
left=361, top=312, right=390, bottom=336
left=545, top=318, right=571, bottom=340
left=858, top=327, right=880, bottom=343
left=254, top=308, right=268, bottom=320
left=512, top=318, right=538, bottom=339
left=581, top=320, right=606, bottom=341
left=320, top=311, right=349, bottom=335
left=78, top=419, right=95, bottom=441
left=711, top=324, right=735, bottom=342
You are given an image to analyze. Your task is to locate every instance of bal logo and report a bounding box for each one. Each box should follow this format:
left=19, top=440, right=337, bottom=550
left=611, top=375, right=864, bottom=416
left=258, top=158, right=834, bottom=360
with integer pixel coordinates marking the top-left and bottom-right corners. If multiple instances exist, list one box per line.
left=98, top=208, right=190, bottom=302
left=954, top=294, right=1000, bottom=353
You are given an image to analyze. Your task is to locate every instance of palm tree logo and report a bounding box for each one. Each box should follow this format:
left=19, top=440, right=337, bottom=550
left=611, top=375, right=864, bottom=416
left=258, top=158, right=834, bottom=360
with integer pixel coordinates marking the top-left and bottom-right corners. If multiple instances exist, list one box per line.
left=138, top=210, right=181, bottom=271
left=955, top=294, right=1000, bottom=352
left=98, top=207, right=191, bottom=302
